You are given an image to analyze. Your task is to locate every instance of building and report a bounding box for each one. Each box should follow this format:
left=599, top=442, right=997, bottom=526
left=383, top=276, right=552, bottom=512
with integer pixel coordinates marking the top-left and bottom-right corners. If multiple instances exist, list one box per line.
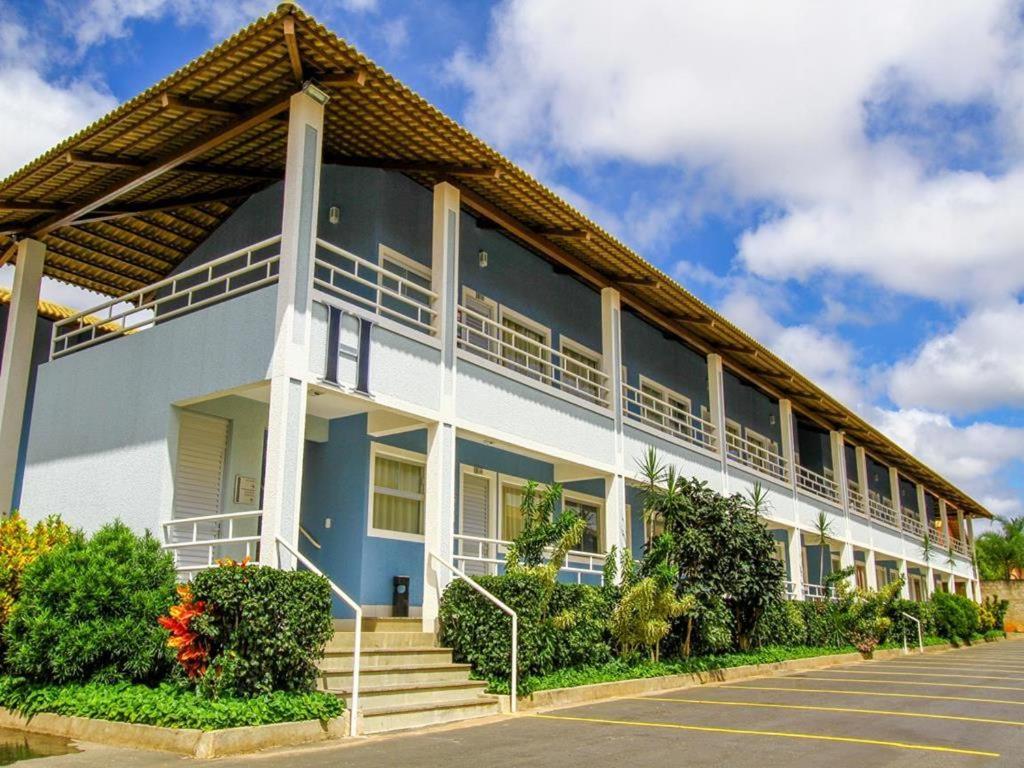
left=0, top=5, right=984, bottom=628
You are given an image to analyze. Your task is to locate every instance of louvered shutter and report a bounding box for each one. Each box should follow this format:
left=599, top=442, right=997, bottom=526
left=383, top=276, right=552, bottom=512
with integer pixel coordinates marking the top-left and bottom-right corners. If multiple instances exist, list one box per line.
left=171, top=412, right=229, bottom=569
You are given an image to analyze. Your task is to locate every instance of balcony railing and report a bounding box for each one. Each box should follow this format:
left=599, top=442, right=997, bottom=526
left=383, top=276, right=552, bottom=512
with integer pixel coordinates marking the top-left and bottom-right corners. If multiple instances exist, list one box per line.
left=847, top=483, right=867, bottom=516
left=161, top=510, right=263, bottom=575
left=456, top=304, right=610, bottom=406
left=621, top=382, right=717, bottom=451
left=453, top=533, right=606, bottom=584
left=803, top=583, right=837, bottom=601
left=901, top=512, right=925, bottom=540
left=951, top=537, right=968, bottom=556
left=868, top=496, right=899, bottom=530
left=795, top=465, right=840, bottom=504
left=313, top=238, right=438, bottom=335
left=51, top=236, right=282, bottom=359
left=726, top=431, right=788, bottom=482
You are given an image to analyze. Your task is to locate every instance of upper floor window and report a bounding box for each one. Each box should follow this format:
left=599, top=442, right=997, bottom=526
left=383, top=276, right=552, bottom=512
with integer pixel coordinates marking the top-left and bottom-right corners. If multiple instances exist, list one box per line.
left=370, top=444, right=425, bottom=539
left=500, top=309, right=552, bottom=381
left=639, top=376, right=692, bottom=434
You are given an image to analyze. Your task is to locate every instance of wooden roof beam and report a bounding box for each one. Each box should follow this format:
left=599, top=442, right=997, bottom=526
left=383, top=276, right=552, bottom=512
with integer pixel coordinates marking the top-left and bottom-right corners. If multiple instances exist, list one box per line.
left=68, top=190, right=258, bottom=226
left=30, top=90, right=296, bottom=237
left=0, top=201, right=63, bottom=213
left=320, top=68, right=367, bottom=88
left=329, top=155, right=500, bottom=179
left=667, top=312, right=713, bottom=325
left=613, top=275, right=660, bottom=287
left=160, top=94, right=244, bottom=117
left=65, top=152, right=281, bottom=180
left=534, top=227, right=590, bottom=241
left=282, top=17, right=304, bottom=83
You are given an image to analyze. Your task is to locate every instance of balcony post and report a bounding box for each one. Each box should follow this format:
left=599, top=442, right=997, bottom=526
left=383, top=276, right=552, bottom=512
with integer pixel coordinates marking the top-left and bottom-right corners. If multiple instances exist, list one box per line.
left=937, top=497, right=951, bottom=550
left=839, top=542, right=855, bottom=590
left=854, top=447, right=869, bottom=515
left=888, top=466, right=903, bottom=530
left=259, top=90, right=325, bottom=566
left=778, top=398, right=795, bottom=485
left=0, top=238, right=45, bottom=515
left=786, top=526, right=804, bottom=600
left=955, top=505, right=967, bottom=549
left=601, top=287, right=627, bottom=561
left=707, top=353, right=726, bottom=466
left=864, top=549, right=879, bottom=590
left=422, top=181, right=460, bottom=632
left=898, top=558, right=911, bottom=599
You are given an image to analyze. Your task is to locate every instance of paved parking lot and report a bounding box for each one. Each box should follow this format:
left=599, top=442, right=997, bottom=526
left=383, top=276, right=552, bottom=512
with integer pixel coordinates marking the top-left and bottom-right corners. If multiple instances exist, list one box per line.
left=31, top=639, right=1024, bottom=768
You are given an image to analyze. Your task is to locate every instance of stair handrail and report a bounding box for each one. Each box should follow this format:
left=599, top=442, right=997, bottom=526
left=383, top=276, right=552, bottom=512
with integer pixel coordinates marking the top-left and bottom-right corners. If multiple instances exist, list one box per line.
left=901, top=611, right=924, bottom=655
left=276, top=536, right=361, bottom=735
left=429, top=551, right=518, bottom=713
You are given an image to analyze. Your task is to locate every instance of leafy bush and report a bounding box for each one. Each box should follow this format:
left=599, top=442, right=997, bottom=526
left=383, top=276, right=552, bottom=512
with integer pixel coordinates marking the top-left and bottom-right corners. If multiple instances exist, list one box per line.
left=188, top=561, right=334, bottom=697
left=978, top=595, right=1009, bottom=633
left=0, top=676, right=342, bottom=730
left=439, top=574, right=612, bottom=685
left=931, top=591, right=980, bottom=642
left=4, top=522, right=177, bottom=684
left=841, top=580, right=901, bottom=656
left=752, top=600, right=806, bottom=648
left=886, top=599, right=936, bottom=644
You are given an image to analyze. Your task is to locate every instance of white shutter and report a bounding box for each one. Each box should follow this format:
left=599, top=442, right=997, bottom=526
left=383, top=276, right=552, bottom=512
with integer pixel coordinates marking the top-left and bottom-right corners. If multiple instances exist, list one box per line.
left=172, top=412, right=229, bottom=568
left=462, top=290, right=497, bottom=359
left=460, top=473, right=491, bottom=575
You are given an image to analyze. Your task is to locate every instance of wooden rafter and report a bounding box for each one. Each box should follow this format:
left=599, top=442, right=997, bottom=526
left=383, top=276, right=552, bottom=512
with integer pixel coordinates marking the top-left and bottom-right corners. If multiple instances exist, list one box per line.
left=320, top=68, right=367, bottom=87
left=613, top=275, right=660, bottom=287
left=65, top=152, right=281, bottom=180
left=329, top=155, right=500, bottom=179
left=282, top=17, right=304, bottom=83
left=160, top=94, right=244, bottom=117
left=534, top=227, right=590, bottom=240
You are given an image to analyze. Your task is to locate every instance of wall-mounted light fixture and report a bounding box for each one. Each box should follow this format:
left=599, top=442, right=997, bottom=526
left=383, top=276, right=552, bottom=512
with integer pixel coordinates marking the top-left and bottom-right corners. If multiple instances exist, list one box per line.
left=329, top=206, right=340, bottom=225
left=770, top=413, right=777, bottom=426
left=478, top=249, right=489, bottom=268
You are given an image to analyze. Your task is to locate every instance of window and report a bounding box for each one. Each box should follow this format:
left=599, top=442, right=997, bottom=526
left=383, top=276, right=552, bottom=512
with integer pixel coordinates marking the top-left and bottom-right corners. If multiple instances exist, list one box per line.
left=772, top=539, right=787, bottom=566
left=855, top=563, right=867, bottom=589
left=564, top=495, right=603, bottom=554
left=459, top=288, right=499, bottom=359
left=499, top=310, right=551, bottom=382
left=370, top=446, right=425, bottom=539
left=644, top=511, right=666, bottom=544
left=501, top=482, right=527, bottom=540
left=725, top=419, right=743, bottom=459
left=378, top=245, right=432, bottom=327
left=560, top=338, right=603, bottom=401
left=830, top=551, right=842, bottom=576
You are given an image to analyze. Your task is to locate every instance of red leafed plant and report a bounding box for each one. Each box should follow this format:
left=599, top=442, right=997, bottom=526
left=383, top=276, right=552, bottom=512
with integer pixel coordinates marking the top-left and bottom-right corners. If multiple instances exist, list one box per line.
left=158, top=583, right=210, bottom=679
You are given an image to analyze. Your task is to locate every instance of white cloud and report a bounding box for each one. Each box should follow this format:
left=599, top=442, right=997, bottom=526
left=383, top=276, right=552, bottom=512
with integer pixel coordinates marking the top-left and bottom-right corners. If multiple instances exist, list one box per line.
left=889, top=301, right=1024, bottom=413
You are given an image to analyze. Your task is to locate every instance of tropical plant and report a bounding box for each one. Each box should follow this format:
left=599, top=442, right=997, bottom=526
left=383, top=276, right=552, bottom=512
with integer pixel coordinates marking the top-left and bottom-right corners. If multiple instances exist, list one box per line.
left=975, top=516, right=1024, bottom=581
left=920, top=534, right=932, bottom=564
left=158, top=583, right=209, bottom=679
left=931, top=591, right=980, bottom=642
left=841, top=579, right=902, bottom=656
left=505, top=481, right=585, bottom=583
left=812, top=510, right=835, bottom=585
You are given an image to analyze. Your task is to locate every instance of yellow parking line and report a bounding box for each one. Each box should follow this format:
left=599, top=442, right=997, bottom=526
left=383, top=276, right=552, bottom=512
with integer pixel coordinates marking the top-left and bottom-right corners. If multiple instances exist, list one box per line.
left=810, top=668, right=1024, bottom=683
left=527, top=713, right=999, bottom=757
left=730, top=684, right=1024, bottom=706
left=628, top=695, right=1024, bottom=727
left=873, top=664, right=1024, bottom=679
left=796, top=675, right=1024, bottom=693
left=893, top=662, right=1024, bottom=672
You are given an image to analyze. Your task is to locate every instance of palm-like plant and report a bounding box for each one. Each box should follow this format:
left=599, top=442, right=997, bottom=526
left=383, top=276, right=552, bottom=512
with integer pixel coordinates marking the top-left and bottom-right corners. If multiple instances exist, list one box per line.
left=920, top=534, right=932, bottom=564
left=975, top=515, right=1024, bottom=581
left=813, top=510, right=834, bottom=587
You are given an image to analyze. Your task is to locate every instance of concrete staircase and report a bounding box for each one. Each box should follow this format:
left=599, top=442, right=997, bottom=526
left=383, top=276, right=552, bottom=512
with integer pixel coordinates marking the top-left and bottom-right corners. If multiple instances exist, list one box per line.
left=319, top=617, right=503, bottom=734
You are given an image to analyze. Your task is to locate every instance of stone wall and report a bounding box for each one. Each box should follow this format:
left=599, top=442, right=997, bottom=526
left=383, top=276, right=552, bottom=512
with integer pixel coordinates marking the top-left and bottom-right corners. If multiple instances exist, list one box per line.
left=981, top=580, right=1024, bottom=632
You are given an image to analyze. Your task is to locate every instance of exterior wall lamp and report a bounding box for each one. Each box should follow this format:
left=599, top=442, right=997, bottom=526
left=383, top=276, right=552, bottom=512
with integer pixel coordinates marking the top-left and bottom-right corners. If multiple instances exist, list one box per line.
left=478, top=249, right=489, bottom=268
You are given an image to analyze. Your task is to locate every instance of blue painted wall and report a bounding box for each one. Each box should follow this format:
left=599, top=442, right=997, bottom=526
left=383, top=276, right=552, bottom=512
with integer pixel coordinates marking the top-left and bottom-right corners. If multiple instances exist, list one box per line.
left=620, top=308, right=709, bottom=414
left=724, top=371, right=781, bottom=443
left=802, top=533, right=834, bottom=585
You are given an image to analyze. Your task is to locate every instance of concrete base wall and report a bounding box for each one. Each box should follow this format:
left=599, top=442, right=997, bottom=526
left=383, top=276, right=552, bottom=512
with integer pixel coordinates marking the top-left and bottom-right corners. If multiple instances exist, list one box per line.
left=981, top=579, right=1024, bottom=631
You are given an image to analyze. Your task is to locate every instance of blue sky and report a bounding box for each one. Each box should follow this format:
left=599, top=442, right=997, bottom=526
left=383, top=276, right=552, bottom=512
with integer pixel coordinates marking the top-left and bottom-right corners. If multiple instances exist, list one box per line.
left=2, top=0, right=1024, bottom=524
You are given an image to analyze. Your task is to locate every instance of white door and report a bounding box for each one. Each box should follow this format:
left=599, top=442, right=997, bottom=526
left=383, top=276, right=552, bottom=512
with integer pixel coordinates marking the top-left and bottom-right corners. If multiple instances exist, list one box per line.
left=171, top=412, right=229, bottom=569
left=460, top=471, right=493, bottom=576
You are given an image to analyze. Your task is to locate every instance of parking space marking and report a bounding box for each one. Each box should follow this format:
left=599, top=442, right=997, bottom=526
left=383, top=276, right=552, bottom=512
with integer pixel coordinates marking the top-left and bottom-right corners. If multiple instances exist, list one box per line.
left=626, top=695, right=1024, bottom=727
left=888, top=662, right=1024, bottom=673
left=730, top=684, right=1024, bottom=706
left=793, top=675, right=1024, bottom=693
left=809, top=668, right=1024, bottom=684
left=527, top=713, right=1000, bottom=757
left=870, top=664, right=1024, bottom=679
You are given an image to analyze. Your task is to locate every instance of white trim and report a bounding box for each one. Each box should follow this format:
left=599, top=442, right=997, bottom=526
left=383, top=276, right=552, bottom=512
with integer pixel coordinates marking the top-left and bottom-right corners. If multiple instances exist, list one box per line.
left=378, top=243, right=432, bottom=283
left=559, top=335, right=604, bottom=401
left=638, top=374, right=692, bottom=425
left=367, top=442, right=427, bottom=543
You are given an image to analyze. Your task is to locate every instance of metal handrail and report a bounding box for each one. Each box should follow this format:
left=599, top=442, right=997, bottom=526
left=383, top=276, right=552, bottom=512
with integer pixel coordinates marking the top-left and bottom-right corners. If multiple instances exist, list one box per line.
left=299, top=525, right=322, bottom=550
left=161, top=510, right=263, bottom=573
left=621, top=382, right=717, bottom=451
left=276, top=536, right=362, bottom=736
left=51, top=235, right=282, bottom=358
left=429, top=551, right=518, bottom=713
left=901, top=611, right=924, bottom=654
left=452, top=533, right=606, bottom=583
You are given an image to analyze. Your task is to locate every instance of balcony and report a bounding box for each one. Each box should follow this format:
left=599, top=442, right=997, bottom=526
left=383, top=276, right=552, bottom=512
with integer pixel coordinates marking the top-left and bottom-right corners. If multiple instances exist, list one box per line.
left=621, top=382, right=717, bottom=452
left=726, top=430, right=788, bottom=483
left=867, top=495, right=899, bottom=529
left=847, top=482, right=867, bottom=516
left=901, top=512, right=926, bottom=540
left=453, top=532, right=606, bottom=584
left=795, top=465, right=840, bottom=505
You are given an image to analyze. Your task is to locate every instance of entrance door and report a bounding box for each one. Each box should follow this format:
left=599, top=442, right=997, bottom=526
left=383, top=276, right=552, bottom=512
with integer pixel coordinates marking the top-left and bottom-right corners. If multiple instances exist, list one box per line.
left=460, top=469, right=495, bottom=575
left=172, top=411, right=229, bottom=569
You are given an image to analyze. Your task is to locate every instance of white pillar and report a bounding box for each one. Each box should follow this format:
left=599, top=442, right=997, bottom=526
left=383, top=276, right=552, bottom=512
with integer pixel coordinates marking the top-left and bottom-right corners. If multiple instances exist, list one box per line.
left=259, top=91, right=325, bottom=565
left=778, top=398, right=795, bottom=485
left=601, top=287, right=626, bottom=561
left=840, top=542, right=855, bottom=590
left=787, top=527, right=805, bottom=599
left=889, top=466, right=903, bottom=527
left=956, top=506, right=967, bottom=548
left=422, top=181, right=460, bottom=632
left=854, top=446, right=869, bottom=515
left=937, top=498, right=951, bottom=551
left=898, top=559, right=911, bottom=599
left=707, top=354, right=727, bottom=490
left=830, top=431, right=848, bottom=508
left=865, top=549, right=879, bottom=590
left=0, top=239, right=45, bottom=515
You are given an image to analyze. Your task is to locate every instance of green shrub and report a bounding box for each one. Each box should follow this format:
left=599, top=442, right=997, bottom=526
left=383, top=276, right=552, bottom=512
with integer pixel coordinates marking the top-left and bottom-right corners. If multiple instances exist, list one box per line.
left=886, top=599, right=936, bottom=644
left=0, top=676, right=342, bottom=730
left=931, top=591, right=980, bottom=642
left=189, top=562, right=334, bottom=697
left=439, top=573, right=612, bottom=684
left=752, top=600, right=806, bottom=648
left=4, top=522, right=176, bottom=684
left=978, top=595, right=1009, bottom=633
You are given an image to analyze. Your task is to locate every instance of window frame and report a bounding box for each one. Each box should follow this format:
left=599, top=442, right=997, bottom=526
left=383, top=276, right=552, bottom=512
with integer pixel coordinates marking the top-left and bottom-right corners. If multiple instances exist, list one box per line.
left=638, top=374, right=692, bottom=434
left=497, top=305, right=553, bottom=381
left=367, top=442, right=427, bottom=542
left=562, top=490, right=605, bottom=555
left=559, top=335, right=604, bottom=401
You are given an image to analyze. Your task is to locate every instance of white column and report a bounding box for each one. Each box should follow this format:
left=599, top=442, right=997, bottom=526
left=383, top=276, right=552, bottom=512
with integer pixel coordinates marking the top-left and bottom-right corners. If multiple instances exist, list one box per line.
left=938, top=498, right=951, bottom=551
left=889, top=466, right=903, bottom=527
left=830, top=431, right=848, bottom=509
left=787, top=526, right=805, bottom=599
left=956, top=506, right=967, bottom=548
left=422, top=181, right=460, bottom=632
left=259, top=91, right=325, bottom=565
left=601, top=287, right=626, bottom=561
left=865, top=549, right=879, bottom=590
left=0, top=239, right=46, bottom=515
left=707, top=353, right=727, bottom=490
left=898, top=559, right=911, bottom=599
left=855, top=446, right=869, bottom=515
left=916, top=483, right=934, bottom=595
left=840, top=542, right=855, bottom=590
left=778, top=398, right=795, bottom=485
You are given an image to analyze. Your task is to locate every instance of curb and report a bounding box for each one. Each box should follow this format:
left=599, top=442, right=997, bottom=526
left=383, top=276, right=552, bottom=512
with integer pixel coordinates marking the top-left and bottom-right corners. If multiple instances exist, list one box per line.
left=517, top=642, right=972, bottom=712
left=0, top=708, right=349, bottom=758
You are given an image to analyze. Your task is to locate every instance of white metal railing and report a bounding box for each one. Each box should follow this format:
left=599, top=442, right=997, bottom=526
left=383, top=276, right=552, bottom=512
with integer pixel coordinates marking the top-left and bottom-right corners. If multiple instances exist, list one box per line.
left=429, top=551, right=518, bottom=713
left=803, top=583, right=837, bottom=601
left=952, top=537, right=968, bottom=556
left=868, top=496, right=899, bottom=529
left=902, top=513, right=926, bottom=539
left=928, top=527, right=948, bottom=549
left=725, top=431, right=788, bottom=482
left=276, top=536, right=361, bottom=736
left=453, top=533, right=606, bottom=584
left=795, top=465, right=840, bottom=504
left=847, top=483, right=867, bottom=516
left=784, top=580, right=798, bottom=599
left=456, top=304, right=610, bottom=406
left=161, top=510, right=263, bottom=574
left=901, top=611, right=924, bottom=655
left=51, top=235, right=282, bottom=359
left=621, top=383, right=717, bottom=451
left=313, top=238, right=438, bottom=335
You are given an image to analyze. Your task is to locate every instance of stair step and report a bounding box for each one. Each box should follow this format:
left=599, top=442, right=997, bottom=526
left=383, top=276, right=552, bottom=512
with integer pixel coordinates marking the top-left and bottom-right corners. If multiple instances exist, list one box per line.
left=363, top=617, right=423, bottom=632
left=359, top=696, right=501, bottom=734
left=326, top=632, right=438, bottom=651
left=320, top=647, right=453, bottom=671
left=324, top=679, right=490, bottom=709
left=319, top=663, right=472, bottom=688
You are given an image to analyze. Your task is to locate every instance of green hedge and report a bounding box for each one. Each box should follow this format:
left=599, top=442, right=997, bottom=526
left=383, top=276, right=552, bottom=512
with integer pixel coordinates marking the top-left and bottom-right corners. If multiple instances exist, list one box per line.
left=931, top=592, right=980, bottom=643
left=0, top=676, right=342, bottom=731
left=189, top=564, right=334, bottom=697
left=438, top=574, right=612, bottom=684
left=3, top=523, right=177, bottom=684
